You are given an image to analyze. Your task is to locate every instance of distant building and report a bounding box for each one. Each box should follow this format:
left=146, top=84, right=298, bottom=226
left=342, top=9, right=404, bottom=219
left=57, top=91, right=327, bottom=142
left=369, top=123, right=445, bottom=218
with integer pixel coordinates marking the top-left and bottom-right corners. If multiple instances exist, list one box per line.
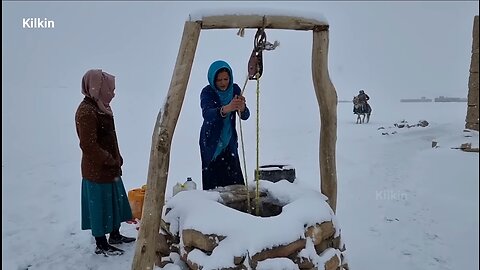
left=434, top=96, right=468, bottom=102
left=400, top=96, right=432, bottom=102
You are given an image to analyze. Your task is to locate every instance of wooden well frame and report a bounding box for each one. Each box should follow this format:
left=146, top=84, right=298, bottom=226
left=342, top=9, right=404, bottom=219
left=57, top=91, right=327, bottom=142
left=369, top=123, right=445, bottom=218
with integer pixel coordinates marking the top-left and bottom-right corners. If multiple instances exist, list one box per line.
left=132, top=14, right=338, bottom=270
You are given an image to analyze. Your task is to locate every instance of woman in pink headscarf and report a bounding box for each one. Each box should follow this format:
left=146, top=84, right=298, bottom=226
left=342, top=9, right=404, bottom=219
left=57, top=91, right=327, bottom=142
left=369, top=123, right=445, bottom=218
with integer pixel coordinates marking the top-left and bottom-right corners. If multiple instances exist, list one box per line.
left=75, top=69, right=135, bottom=256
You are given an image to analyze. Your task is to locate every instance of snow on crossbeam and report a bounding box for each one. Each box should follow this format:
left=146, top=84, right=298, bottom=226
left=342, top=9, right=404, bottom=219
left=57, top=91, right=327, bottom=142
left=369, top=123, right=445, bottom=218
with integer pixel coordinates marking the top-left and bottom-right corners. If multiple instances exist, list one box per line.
left=190, top=10, right=328, bottom=30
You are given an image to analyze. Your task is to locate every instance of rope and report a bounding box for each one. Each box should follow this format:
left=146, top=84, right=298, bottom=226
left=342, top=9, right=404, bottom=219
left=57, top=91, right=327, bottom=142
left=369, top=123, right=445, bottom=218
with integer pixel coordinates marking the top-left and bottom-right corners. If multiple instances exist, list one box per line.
left=255, top=73, right=261, bottom=216
left=237, top=27, right=245, bottom=37
left=236, top=22, right=279, bottom=215
left=264, top=40, right=280, bottom=51
left=254, top=17, right=265, bottom=216
left=238, top=74, right=250, bottom=213
left=240, top=74, right=248, bottom=95
left=237, top=116, right=250, bottom=213
left=237, top=72, right=261, bottom=216
left=238, top=73, right=261, bottom=216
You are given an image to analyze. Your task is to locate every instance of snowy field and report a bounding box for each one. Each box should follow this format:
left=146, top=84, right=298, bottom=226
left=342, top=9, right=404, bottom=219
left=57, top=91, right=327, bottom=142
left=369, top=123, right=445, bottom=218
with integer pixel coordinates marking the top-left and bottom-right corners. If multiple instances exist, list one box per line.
left=3, top=1, right=479, bottom=269
left=3, top=97, right=478, bottom=269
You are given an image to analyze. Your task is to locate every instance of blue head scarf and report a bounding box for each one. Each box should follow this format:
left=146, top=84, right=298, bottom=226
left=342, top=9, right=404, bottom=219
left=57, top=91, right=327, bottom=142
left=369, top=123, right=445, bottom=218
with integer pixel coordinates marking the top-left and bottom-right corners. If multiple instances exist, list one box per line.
left=207, top=60, right=234, bottom=160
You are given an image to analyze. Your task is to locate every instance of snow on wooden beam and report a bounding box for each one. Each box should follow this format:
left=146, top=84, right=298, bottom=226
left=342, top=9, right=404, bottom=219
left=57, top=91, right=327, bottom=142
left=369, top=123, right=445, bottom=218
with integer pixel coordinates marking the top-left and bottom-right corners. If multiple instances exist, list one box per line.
left=197, top=15, right=328, bottom=30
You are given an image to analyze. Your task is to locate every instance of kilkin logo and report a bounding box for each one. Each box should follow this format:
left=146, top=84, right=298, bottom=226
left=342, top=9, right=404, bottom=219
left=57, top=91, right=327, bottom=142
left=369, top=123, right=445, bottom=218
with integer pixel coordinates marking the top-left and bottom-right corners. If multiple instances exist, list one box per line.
left=23, top=18, right=55, bottom=29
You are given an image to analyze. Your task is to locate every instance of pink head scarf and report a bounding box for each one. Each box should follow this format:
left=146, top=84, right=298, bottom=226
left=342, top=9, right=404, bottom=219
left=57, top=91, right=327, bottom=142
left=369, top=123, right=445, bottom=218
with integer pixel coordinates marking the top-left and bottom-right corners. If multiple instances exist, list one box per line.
left=81, top=69, right=116, bottom=116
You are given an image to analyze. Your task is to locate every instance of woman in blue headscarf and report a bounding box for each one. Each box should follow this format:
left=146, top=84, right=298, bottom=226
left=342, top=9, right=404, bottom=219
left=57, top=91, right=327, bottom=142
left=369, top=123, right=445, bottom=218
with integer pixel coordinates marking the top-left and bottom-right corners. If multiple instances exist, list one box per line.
left=199, top=60, right=250, bottom=190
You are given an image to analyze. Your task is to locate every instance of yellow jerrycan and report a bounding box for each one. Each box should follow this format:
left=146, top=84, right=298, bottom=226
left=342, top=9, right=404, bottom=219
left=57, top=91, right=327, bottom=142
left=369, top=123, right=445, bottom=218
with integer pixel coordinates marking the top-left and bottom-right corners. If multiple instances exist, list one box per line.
left=128, top=185, right=147, bottom=220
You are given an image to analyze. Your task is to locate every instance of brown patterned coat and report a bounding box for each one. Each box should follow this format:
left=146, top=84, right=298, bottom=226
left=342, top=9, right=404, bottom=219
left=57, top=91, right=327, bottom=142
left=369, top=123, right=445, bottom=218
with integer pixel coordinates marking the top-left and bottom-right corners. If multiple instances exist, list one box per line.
left=75, top=97, right=123, bottom=183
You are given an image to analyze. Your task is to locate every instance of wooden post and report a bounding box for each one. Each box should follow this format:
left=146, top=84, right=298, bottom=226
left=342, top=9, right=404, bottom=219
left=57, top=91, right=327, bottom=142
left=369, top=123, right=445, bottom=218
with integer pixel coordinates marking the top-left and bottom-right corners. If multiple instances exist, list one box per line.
left=466, top=15, right=479, bottom=131
left=311, top=25, right=338, bottom=212
left=131, top=21, right=201, bottom=270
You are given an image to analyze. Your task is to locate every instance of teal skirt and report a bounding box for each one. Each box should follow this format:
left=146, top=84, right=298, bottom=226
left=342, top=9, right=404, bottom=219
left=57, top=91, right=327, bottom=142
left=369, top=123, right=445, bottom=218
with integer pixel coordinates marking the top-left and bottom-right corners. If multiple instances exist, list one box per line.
left=81, top=177, right=133, bottom=237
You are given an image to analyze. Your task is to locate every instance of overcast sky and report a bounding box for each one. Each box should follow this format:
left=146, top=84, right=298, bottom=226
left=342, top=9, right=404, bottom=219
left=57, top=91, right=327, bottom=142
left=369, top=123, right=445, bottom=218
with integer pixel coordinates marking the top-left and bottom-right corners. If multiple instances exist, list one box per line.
left=3, top=1, right=479, bottom=99
left=2, top=1, right=479, bottom=181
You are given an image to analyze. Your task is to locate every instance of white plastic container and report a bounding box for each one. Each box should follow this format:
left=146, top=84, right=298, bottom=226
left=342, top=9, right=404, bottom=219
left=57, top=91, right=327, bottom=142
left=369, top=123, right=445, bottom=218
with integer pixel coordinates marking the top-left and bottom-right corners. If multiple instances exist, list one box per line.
left=172, top=177, right=197, bottom=196
left=172, top=182, right=184, bottom=196
left=184, top=177, right=197, bottom=191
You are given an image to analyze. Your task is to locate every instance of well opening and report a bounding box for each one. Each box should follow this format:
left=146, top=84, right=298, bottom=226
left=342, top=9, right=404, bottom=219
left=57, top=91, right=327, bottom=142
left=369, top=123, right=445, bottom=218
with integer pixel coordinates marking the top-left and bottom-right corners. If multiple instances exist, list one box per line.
left=214, top=184, right=284, bottom=217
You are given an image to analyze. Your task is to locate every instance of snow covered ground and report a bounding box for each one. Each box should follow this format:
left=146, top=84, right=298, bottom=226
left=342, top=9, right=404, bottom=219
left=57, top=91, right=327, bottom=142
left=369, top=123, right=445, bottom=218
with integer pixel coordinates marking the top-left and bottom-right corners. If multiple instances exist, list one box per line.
left=3, top=1, right=479, bottom=269
left=3, top=97, right=478, bottom=269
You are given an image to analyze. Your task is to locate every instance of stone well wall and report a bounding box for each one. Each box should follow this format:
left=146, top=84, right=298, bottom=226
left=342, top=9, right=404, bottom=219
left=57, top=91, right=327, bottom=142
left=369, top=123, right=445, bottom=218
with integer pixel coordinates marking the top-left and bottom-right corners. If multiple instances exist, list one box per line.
left=158, top=185, right=349, bottom=270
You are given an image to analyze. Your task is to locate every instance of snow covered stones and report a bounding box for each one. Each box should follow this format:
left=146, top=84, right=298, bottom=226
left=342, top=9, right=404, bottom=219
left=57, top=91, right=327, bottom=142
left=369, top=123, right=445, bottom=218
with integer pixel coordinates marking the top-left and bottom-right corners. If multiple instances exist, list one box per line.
left=160, top=181, right=348, bottom=269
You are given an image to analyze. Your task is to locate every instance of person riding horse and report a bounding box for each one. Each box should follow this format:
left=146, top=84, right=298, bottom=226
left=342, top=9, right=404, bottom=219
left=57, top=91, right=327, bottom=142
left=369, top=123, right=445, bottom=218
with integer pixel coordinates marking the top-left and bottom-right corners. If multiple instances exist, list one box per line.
left=353, top=90, right=372, bottom=123
left=353, top=90, right=371, bottom=115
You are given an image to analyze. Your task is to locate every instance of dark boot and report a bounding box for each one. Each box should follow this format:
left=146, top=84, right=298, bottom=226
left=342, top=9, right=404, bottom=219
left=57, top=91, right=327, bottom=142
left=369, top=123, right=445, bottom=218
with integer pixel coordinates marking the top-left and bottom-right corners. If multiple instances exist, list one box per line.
left=108, top=229, right=136, bottom=245
left=95, top=236, right=124, bottom=256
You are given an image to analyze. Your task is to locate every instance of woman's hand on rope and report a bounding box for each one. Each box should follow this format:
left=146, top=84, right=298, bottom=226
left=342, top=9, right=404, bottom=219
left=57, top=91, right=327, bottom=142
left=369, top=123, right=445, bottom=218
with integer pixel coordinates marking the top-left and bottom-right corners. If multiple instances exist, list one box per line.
left=232, top=95, right=246, bottom=112
left=223, top=95, right=246, bottom=113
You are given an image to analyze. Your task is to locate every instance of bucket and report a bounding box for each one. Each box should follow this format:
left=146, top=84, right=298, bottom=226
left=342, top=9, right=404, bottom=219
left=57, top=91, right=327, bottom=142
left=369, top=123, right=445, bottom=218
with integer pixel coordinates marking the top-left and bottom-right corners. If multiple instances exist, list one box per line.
left=254, top=164, right=296, bottom=183
left=128, top=186, right=146, bottom=220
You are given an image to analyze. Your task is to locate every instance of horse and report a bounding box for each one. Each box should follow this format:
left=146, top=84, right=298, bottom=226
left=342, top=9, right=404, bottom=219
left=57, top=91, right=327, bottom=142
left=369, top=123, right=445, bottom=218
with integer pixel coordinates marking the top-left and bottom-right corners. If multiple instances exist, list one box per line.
left=353, top=96, right=371, bottom=124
